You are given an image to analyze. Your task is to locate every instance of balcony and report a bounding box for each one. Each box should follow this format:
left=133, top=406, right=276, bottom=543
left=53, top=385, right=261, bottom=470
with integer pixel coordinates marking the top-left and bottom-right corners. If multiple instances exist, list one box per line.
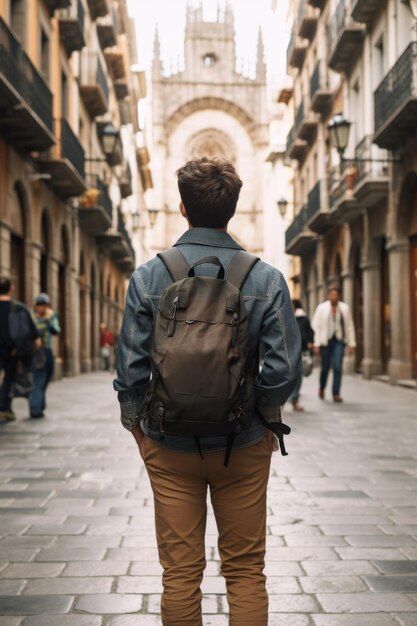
left=305, top=179, right=332, bottom=233
left=44, top=0, right=71, bottom=12
left=286, top=99, right=318, bottom=161
left=352, top=135, right=389, bottom=207
left=310, top=60, right=333, bottom=115
left=287, top=30, right=308, bottom=70
left=57, top=0, right=85, bottom=56
left=104, top=45, right=125, bottom=80
left=374, top=43, right=417, bottom=151
left=86, top=0, right=109, bottom=20
left=78, top=175, right=113, bottom=234
left=297, top=0, right=319, bottom=40
left=119, top=98, right=132, bottom=125
left=285, top=206, right=316, bottom=256
left=113, top=79, right=128, bottom=100
left=96, top=9, right=119, bottom=50
left=79, top=52, right=109, bottom=117
left=0, top=17, right=54, bottom=152
left=351, top=0, right=380, bottom=27
left=96, top=207, right=135, bottom=274
left=328, top=0, right=364, bottom=74
left=328, top=163, right=361, bottom=224
left=38, top=118, right=86, bottom=197
left=119, top=163, right=132, bottom=198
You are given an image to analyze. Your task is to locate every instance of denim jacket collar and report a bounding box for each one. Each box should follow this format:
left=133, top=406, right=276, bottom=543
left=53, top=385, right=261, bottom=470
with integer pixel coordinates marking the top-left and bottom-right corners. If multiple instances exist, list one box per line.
left=173, top=228, right=243, bottom=250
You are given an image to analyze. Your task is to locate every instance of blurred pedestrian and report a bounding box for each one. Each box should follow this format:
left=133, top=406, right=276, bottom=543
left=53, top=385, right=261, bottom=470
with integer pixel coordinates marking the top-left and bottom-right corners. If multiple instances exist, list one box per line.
left=311, top=285, right=356, bottom=402
left=0, top=277, right=40, bottom=421
left=288, top=298, right=314, bottom=411
left=29, top=293, right=61, bottom=418
left=99, top=323, right=114, bottom=371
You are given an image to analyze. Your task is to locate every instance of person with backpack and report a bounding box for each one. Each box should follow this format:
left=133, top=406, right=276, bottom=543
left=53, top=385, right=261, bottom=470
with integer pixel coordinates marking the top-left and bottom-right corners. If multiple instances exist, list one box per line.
left=114, top=157, right=302, bottom=626
left=0, top=277, right=41, bottom=421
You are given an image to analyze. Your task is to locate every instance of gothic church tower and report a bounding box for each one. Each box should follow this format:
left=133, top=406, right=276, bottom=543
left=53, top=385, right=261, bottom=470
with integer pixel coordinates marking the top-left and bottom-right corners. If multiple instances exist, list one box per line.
left=151, top=0, right=269, bottom=253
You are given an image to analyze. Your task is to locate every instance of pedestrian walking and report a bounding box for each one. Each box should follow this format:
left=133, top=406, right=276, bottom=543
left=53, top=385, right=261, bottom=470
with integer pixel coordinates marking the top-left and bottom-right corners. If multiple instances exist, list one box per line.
left=114, top=157, right=301, bottom=626
left=0, top=277, right=41, bottom=421
left=311, top=284, right=356, bottom=402
left=288, top=298, right=314, bottom=412
left=99, top=323, right=114, bottom=371
left=29, top=293, right=61, bottom=419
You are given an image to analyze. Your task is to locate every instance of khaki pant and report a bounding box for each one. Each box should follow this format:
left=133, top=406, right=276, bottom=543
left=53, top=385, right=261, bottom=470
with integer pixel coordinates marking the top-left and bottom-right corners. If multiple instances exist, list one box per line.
left=137, top=430, right=273, bottom=626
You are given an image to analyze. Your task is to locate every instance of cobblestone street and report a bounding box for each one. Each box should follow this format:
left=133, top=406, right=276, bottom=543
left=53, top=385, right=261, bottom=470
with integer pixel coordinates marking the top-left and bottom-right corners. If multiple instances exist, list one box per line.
left=0, top=370, right=416, bottom=625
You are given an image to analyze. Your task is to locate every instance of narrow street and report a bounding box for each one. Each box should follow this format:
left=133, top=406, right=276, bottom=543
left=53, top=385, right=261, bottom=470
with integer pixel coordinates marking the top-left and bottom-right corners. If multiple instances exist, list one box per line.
left=0, top=370, right=416, bottom=626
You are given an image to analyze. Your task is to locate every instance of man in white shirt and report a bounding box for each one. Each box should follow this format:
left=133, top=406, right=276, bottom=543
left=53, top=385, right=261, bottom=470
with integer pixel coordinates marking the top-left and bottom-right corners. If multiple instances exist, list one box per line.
left=311, top=285, right=356, bottom=402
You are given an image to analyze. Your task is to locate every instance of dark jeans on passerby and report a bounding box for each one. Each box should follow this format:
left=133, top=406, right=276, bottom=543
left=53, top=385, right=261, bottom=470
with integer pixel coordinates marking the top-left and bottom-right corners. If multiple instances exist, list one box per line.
left=320, top=336, right=345, bottom=396
left=289, top=375, right=302, bottom=402
left=0, top=349, right=17, bottom=412
left=29, top=348, right=54, bottom=416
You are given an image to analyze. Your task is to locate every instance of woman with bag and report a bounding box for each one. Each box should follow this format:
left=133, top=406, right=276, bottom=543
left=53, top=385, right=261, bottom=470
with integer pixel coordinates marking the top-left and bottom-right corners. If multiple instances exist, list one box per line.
left=288, top=299, right=314, bottom=412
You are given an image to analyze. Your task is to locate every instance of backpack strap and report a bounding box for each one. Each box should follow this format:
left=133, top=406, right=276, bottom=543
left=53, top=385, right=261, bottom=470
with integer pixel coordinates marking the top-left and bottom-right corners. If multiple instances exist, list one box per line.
left=225, top=250, right=259, bottom=289
left=158, top=248, right=190, bottom=282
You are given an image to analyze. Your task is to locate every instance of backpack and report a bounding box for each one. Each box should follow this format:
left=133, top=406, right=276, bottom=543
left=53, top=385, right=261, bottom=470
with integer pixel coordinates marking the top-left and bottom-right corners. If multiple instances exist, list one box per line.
left=149, top=248, right=259, bottom=466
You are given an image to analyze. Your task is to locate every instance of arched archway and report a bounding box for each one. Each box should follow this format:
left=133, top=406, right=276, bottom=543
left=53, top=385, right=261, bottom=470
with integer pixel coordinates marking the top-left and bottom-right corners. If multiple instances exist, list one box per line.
left=79, top=252, right=87, bottom=371
left=58, top=225, right=70, bottom=374
left=40, top=209, right=52, bottom=294
left=10, top=182, right=27, bottom=302
left=350, top=242, right=363, bottom=372
left=90, top=262, right=97, bottom=366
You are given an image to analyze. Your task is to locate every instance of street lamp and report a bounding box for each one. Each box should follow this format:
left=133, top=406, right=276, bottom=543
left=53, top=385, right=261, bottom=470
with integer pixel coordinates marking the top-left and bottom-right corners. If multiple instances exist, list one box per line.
left=85, top=124, right=119, bottom=162
left=277, top=198, right=289, bottom=218
left=148, top=206, right=159, bottom=228
left=327, top=113, right=351, bottom=159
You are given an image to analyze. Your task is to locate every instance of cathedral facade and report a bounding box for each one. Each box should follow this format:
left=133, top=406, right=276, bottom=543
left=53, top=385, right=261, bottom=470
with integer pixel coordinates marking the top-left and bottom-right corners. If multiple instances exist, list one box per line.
left=150, top=2, right=270, bottom=254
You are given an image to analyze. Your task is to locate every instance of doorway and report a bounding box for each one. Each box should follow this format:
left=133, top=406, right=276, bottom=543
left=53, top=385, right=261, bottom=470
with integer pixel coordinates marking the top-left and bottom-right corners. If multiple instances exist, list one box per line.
left=411, top=236, right=417, bottom=378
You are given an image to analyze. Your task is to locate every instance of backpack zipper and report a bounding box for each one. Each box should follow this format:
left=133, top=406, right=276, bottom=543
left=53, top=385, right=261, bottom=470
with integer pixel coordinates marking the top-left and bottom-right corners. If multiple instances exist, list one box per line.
left=167, top=296, right=179, bottom=337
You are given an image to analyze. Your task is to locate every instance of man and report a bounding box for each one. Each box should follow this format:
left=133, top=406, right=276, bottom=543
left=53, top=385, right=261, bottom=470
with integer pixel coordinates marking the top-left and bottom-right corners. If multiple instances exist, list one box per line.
left=0, top=277, right=40, bottom=421
left=114, top=157, right=301, bottom=626
left=99, top=322, right=114, bottom=371
left=312, top=285, right=356, bottom=402
left=29, top=293, right=61, bottom=418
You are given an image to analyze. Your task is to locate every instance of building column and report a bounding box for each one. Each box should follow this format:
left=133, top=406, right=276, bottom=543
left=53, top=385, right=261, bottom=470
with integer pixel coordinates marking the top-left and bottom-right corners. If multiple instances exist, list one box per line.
left=361, top=261, right=383, bottom=378
left=0, top=221, right=10, bottom=276
left=50, top=256, right=62, bottom=380
left=341, top=270, right=355, bottom=374
left=387, top=238, right=413, bottom=382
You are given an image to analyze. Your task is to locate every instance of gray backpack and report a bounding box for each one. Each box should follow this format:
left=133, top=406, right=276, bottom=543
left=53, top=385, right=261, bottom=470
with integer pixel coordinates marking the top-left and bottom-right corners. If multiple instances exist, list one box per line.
left=149, top=248, right=259, bottom=465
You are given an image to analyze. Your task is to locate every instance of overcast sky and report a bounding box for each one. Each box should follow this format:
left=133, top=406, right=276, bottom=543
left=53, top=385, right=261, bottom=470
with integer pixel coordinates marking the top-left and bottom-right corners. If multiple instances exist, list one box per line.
left=127, top=0, right=289, bottom=84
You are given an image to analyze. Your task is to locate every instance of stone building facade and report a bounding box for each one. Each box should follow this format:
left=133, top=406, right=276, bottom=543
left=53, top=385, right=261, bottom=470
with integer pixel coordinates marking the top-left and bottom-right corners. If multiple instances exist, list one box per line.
left=282, top=0, right=417, bottom=386
left=149, top=1, right=270, bottom=255
left=0, top=0, right=151, bottom=377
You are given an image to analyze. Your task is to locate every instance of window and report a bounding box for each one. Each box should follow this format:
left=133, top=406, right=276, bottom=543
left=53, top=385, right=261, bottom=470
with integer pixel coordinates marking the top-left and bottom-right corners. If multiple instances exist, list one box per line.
left=374, top=35, right=385, bottom=87
left=40, top=27, right=50, bottom=82
left=61, top=71, right=69, bottom=118
left=203, top=53, right=216, bottom=68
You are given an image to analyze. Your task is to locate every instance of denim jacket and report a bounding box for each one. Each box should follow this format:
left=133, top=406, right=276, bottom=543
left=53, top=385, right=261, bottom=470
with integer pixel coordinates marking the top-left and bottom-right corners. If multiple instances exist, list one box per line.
left=114, top=228, right=302, bottom=452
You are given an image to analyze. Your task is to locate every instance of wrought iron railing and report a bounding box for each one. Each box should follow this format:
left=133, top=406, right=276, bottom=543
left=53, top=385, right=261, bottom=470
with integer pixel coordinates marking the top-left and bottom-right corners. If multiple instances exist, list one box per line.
left=57, top=118, right=85, bottom=179
left=285, top=205, right=309, bottom=248
left=354, top=135, right=389, bottom=183
left=310, top=60, right=328, bottom=100
left=80, top=51, right=109, bottom=102
left=0, top=17, right=53, bottom=133
left=58, top=0, right=85, bottom=31
left=328, top=0, right=347, bottom=55
left=374, top=42, right=417, bottom=136
left=117, top=208, right=135, bottom=261
left=306, top=180, right=321, bottom=222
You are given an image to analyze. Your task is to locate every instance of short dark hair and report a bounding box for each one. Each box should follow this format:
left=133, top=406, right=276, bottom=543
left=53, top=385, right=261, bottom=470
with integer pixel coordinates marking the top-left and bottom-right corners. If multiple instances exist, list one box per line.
left=327, top=283, right=341, bottom=294
left=0, top=277, right=12, bottom=295
left=176, top=157, right=242, bottom=228
left=292, top=298, right=302, bottom=310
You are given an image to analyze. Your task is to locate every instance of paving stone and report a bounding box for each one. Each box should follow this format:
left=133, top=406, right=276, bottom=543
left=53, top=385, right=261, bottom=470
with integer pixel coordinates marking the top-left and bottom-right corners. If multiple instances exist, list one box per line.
left=22, top=617, right=102, bottom=626
left=0, top=619, right=23, bottom=625
left=116, top=576, right=164, bottom=594
left=373, top=560, right=417, bottom=574
left=0, top=595, right=74, bottom=614
left=34, top=548, right=106, bottom=562
left=107, top=617, right=161, bottom=626
left=300, top=575, right=367, bottom=593
left=23, top=577, right=113, bottom=595
left=25, top=524, right=87, bottom=536
left=0, top=563, right=65, bottom=578
left=284, top=535, right=348, bottom=547
left=268, top=617, right=311, bottom=626
left=320, top=525, right=384, bottom=535
left=62, top=561, right=129, bottom=577
left=312, top=615, right=401, bottom=626
left=346, top=535, right=417, bottom=547
left=302, top=561, right=379, bottom=576
left=335, top=547, right=404, bottom=560
left=363, top=575, right=417, bottom=592
left=0, top=536, right=55, bottom=548
left=0, top=579, right=26, bottom=594
left=75, top=593, right=142, bottom=614
left=0, top=548, right=38, bottom=562
left=268, top=594, right=320, bottom=612
left=266, top=576, right=302, bottom=594
left=393, top=614, right=417, bottom=626
left=317, top=591, right=417, bottom=612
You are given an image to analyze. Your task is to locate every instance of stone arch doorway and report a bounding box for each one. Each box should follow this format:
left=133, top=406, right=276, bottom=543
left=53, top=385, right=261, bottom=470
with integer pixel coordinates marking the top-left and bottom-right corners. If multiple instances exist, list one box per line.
left=380, top=236, right=391, bottom=373
left=350, top=243, right=363, bottom=372
left=79, top=253, right=87, bottom=372
left=397, top=171, right=417, bottom=379
left=10, top=182, right=27, bottom=302
left=58, top=226, right=70, bottom=375
left=90, top=263, right=97, bottom=366
left=40, top=210, right=52, bottom=294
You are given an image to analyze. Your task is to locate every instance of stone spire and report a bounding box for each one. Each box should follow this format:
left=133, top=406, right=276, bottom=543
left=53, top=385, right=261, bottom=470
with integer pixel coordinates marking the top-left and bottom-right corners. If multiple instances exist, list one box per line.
left=256, top=26, right=266, bottom=81
left=152, top=26, right=162, bottom=79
